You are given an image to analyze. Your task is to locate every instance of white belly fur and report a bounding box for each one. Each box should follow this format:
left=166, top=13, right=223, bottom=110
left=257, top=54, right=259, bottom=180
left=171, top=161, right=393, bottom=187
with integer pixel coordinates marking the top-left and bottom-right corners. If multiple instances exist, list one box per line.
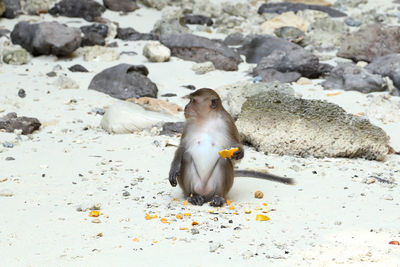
left=188, top=134, right=222, bottom=183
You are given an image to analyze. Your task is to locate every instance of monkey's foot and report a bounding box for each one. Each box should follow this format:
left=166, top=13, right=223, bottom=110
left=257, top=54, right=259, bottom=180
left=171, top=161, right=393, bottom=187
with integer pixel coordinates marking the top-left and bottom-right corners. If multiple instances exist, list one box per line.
left=188, top=194, right=205, bottom=206
left=210, top=195, right=225, bottom=207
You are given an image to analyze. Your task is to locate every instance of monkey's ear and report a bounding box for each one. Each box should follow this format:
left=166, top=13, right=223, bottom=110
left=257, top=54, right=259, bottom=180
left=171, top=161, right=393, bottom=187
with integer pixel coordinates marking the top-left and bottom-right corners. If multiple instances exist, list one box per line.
left=211, top=98, right=219, bottom=109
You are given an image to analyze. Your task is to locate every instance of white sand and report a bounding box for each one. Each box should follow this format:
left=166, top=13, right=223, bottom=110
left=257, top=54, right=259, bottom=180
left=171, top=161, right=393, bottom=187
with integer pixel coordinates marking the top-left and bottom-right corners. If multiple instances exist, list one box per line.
left=0, top=1, right=399, bottom=266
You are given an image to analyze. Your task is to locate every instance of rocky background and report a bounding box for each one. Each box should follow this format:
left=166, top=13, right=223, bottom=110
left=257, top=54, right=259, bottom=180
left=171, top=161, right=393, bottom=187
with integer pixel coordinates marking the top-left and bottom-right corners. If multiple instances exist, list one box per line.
left=0, top=0, right=399, bottom=265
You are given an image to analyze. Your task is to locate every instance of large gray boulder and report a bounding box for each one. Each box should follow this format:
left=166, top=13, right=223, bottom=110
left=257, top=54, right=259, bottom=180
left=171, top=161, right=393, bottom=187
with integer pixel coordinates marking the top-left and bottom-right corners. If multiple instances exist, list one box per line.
left=338, top=24, right=400, bottom=62
left=236, top=90, right=390, bottom=161
left=366, top=54, right=400, bottom=92
left=322, top=63, right=387, bottom=93
left=11, top=21, right=81, bottom=57
left=88, top=64, right=158, bottom=100
left=160, top=34, right=242, bottom=71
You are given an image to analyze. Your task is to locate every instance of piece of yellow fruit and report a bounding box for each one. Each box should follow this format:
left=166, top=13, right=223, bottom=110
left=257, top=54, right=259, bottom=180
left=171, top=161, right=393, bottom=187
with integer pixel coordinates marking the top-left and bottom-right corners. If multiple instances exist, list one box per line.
left=183, top=200, right=188, bottom=206
left=176, top=214, right=183, bottom=219
left=192, top=221, right=198, bottom=226
left=255, top=206, right=261, bottom=210
left=326, top=91, right=341, bottom=96
left=179, top=227, right=189, bottom=230
left=226, top=200, right=232, bottom=206
left=256, top=214, right=270, bottom=221
left=132, top=238, right=139, bottom=242
left=172, top=237, right=177, bottom=241
left=160, top=218, right=170, bottom=224
left=218, top=147, right=239, bottom=159
left=183, top=213, right=191, bottom=216
left=229, top=206, right=235, bottom=210
left=145, top=213, right=158, bottom=220
left=262, top=203, right=268, bottom=206
left=89, top=210, right=100, bottom=217
left=244, top=208, right=251, bottom=214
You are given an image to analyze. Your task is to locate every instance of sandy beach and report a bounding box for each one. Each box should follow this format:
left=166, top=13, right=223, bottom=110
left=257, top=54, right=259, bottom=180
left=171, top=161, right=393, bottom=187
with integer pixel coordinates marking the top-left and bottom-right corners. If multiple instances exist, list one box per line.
left=0, top=0, right=399, bottom=266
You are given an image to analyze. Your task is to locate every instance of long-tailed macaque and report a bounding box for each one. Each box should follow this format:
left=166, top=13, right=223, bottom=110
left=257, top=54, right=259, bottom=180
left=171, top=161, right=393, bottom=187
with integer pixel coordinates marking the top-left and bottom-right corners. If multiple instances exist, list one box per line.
left=169, top=88, right=294, bottom=206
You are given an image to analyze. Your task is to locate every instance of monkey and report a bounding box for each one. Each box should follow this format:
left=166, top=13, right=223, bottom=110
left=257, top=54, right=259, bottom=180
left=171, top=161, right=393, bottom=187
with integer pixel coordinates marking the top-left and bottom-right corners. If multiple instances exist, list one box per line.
left=168, top=88, right=294, bottom=207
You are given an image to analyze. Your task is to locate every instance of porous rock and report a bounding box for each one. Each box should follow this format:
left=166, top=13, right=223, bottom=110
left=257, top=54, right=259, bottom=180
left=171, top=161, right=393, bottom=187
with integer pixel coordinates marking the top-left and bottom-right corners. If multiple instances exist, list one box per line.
left=2, top=0, right=21, bottom=18
left=11, top=21, right=81, bottom=57
left=236, top=90, right=390, bottom=160
left=80, top=24, right=108, bottom=47
left=88, top=64, right=158, bottom=100
left=160, top=34, right=242, bottom=71
left=142, top=41, right=170, bottom=62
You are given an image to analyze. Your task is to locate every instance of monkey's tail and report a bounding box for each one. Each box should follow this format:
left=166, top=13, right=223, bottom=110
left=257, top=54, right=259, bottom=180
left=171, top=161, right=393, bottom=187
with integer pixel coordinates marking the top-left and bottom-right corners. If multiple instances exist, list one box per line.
left=234, top=170, right=295, bottom=185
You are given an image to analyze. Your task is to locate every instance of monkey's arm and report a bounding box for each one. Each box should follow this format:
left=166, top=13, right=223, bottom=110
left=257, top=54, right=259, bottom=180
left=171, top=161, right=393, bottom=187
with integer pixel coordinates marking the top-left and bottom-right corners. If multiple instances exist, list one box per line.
left=169, top=146, right=184, bottom=187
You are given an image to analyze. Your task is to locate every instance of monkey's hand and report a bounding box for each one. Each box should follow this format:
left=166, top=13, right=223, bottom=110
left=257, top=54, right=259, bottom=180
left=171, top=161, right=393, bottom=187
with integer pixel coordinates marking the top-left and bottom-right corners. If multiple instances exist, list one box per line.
left=168, top=167, right=180, bottom=187
left=231, top=147, right=244, bottom=160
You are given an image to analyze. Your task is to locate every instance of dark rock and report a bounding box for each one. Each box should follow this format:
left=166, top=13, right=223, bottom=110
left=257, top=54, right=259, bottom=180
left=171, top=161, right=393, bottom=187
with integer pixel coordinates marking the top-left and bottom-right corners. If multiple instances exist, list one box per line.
left=2, top=0, right=21, bottom=18
left=238, top=35, right=309, bottom=64
left=161, top=93, right=177, bottom=97
left=257, top=2, right=346, bottom=17
left=80, top=24, right=108, bottom=47
left=117, top=27, right=158, bottom=41
left=184, top=14, right=213, bottom=26
left=236, top=90, right=390, bottom=160
left=46, top=71, right=57, bottom=77
left=251, top=48, right=326, bottom=82
left=5, top=157, right=15, bottom=161
left=103, top=0, right=139, bottom=12
left=344, top=17, right=361, bottom=27
left=11, top=21, right=81, bottom=57
left=366, top=54, right=400, bottom=92
left=160, top=34, right=242, bottom=71
left=338, top=24, right=400, bottom=62
left=182, top=85, right=196, bottom=90
left=49, top=0, right=105, bottom=22
left=0, top=112, right=41, bottom=135
left=223, top=32, right=245, bottom=46
left=160, top=122, right=184, bottom=136
left=88, top=64, right=157, bottom=100
left=18, top=89, right=26, bottom=98
left=108, top=41, right=118, bottom=47
left=120, top=51, right=138, bottom=56
left=68, top=64, right=89, bottom=73
left=322, top=63, right=387, bottom=93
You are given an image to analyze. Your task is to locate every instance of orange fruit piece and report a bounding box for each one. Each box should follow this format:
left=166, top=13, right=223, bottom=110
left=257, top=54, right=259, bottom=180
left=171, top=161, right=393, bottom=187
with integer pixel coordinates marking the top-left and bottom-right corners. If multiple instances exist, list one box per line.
left=176, top=214, right=183, bottom=219
left=226, top=200, right=232, bottom=206
left=218, top=147, right=239, bottom=159
left=229, top=206, right=235, bottom=210
left=183, top=200, right=188, bottom=206
left=256, top=214, right=270, bottom=221
left=192, top=221, right=198, bottom=226
left=132, top=238, right=139, bottom=242
left=144, top=213, right=158, bottom=220
left=389, top=240, right=399, bottom=245
left=160, top=218, right=170, bottom=224
left=89, top=211, right=100, bottom=217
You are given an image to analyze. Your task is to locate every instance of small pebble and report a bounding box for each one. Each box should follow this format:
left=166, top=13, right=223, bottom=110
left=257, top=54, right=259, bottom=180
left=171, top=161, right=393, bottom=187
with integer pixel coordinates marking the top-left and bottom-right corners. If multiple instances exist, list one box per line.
left=191, top=228, right=199, bottom=235
left=92, top=107, right=105, bottom=115
left=2, top=142, right=14, bottom=148
left=46, top=71, right=57, bottom=77
left=18, top=89, right=26, bottom=98
left=91, top=218, right=101, bottom=223
left=123, top=191, right=130, bottom=197
left=5, top=157, right=15, bottom=161
left=0, top=189, right=14, bottom=197
left=182, top=85, right=196, bottom=90
left=161, top=93, right=177, bottom=97
left=383, top=195, right=393, bottom=201
left=344, top=17, right=361, bottom=27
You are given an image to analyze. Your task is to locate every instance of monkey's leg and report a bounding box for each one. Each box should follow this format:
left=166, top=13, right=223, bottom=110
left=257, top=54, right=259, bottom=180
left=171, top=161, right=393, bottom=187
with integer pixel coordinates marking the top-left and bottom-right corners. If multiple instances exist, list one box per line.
left=205, top=159, right=234, bottom=207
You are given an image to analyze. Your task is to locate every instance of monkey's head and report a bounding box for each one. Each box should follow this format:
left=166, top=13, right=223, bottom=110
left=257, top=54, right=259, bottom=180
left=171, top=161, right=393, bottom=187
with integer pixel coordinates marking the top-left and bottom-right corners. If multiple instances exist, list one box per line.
left=184, top=88, right=221, bottom=120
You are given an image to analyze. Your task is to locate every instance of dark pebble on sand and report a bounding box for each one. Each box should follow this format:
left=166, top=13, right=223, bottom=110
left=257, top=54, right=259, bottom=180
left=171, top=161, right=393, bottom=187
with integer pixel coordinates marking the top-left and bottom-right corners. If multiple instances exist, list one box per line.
left=161, top=93, right=177, bottom=97
left=182, top=85, right=196, bottom=90
left=5, top=157, right=15, bottom=161
left=18, top=89, right=26, bottom=98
